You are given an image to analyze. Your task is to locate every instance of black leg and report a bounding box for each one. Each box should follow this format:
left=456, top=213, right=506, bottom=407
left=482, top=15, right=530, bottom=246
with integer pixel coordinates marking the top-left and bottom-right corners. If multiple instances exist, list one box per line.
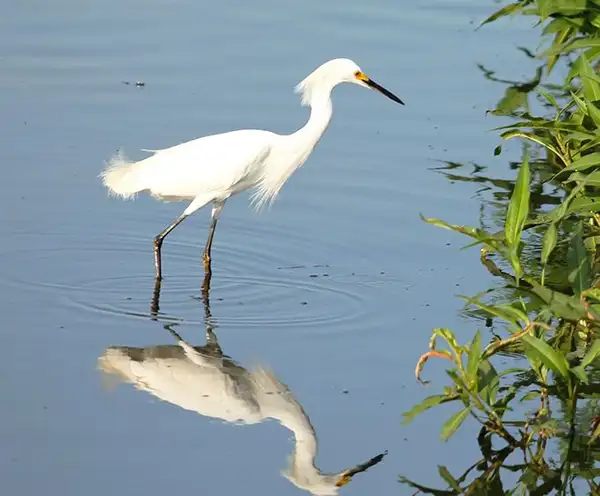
left=201, top=263, right=212, bottom=306
left=202, top=201, right=225, bottom=272
left=153, top=214, right=188, bottom=280
left=202, top=217, right=218, bottom=269
left=150, top=276, right=162, bottom=319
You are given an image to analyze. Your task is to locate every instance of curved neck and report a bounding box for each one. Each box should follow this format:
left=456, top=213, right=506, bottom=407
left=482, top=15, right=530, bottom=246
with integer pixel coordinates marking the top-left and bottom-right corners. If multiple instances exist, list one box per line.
left=255, top=375, right=321, bottom=477
left=251, top=90, right=334, bottom=208
left=292, top=91, right=333, bottom=150
left=274, top=404, right=329, bottom=488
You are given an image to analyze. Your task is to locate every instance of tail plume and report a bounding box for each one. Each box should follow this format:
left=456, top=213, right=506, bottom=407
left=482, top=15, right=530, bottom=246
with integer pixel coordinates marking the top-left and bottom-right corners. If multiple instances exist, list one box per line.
left=100, top=150, right=145, bottom=199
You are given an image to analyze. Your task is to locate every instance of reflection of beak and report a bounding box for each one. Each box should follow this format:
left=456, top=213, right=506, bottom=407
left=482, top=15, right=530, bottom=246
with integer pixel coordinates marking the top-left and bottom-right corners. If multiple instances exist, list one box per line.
left=335, top=450, right=388, bottom=487
left=355, top=72, right=404, bottom=105
left=335, top=474, right=352, bottom=488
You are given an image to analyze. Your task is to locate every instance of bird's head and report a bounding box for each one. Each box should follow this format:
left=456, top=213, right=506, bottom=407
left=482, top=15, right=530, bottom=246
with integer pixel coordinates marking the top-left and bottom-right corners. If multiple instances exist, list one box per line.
left=281, top=449, right=388, bottom=495
left=295, top=58, right=404, bottom=106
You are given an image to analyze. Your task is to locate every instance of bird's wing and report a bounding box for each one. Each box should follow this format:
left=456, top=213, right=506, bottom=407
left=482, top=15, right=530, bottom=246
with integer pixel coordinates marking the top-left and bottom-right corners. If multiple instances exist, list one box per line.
left=139, top=129, right=274, bottom=199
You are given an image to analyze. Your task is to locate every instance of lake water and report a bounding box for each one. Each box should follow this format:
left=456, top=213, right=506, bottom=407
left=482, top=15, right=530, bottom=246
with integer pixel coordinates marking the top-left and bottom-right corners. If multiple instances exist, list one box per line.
left=1, top=1, right=540, bottom=494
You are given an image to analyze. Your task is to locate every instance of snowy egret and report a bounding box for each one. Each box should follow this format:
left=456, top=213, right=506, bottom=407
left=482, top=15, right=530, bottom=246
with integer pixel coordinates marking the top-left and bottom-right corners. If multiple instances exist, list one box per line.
left=100, top=58, right=403, bottom=279
left=98, top=325, right=387, bottom=495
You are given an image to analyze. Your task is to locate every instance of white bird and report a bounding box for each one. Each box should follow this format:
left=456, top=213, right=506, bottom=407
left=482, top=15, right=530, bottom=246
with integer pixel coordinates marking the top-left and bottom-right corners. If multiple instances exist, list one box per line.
left=98, top=326, right=387, bottom=495
left=100, top=58, right=403, bottom=279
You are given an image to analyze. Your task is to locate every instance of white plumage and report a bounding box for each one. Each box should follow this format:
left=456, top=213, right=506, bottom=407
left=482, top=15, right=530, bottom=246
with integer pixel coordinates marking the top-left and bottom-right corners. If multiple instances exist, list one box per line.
left=100, top=58, right=403, bottom=279
left=98, top=326, right=386, bottom=495
left=103, top=130, right=274, bottom=208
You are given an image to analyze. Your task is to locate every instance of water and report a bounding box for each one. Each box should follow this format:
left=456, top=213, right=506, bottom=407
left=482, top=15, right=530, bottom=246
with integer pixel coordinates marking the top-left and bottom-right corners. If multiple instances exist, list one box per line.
left=0, top=1, right=539, bottom=494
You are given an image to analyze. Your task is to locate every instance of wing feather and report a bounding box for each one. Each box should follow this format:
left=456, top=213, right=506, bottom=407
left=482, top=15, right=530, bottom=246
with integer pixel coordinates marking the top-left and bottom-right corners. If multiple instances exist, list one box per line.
left=139, top=129, right=274, bottom=200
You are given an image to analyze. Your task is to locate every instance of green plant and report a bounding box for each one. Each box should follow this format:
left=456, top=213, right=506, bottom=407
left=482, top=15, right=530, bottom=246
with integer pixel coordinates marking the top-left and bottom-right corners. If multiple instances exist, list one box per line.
left=400, top=1, right=600, bottom=493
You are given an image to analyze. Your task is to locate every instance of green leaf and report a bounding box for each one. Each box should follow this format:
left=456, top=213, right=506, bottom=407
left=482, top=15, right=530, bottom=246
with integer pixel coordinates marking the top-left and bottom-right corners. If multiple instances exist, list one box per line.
left=587, top=101, right=600, bottom=128
left=570, top=90, right=588, bottom=115
left=580, top=339, right=600, bottom=368
left=566, top=196, right=600, bottom=216
left=477, top=1, right=525, bottom=28
left=478, top=360, right=499, bottom=405
left=505, top=153, right=530, bottom=249
left=581, top=135, right=600, bottom=154
left=539, top=90, right=560, bottom=111
left=524, top=346, right=544, bottom=378
left=495, top=303, right=530, bottom=324
left=397, top=475, right=459, bottom=495
left=494, top=144, right=502, bottom=156
left=419, top=214, right=504, bottom=252
left=567, top=222, right=592, bottom=294
left=547, top=26, right=575, bottom=74
left=542, top=37, right=600, bottom=57
left=542, top=17, right=579, bottom=35
left=576, top=54, right=600, bottom=102
left=568, top=171, right=600, bottom=187
left=522, top=334, right=570, bottom=379
left=560, top=152, right=600, bottom=173
left=537, top=0, right=587, bottom=17
left=493, top=386, right=518, bottom=417
left=446, top=369, right=470, bottom=397
left=510, top=249, right=525, bottom=282
left=581, top=288, right=600, bottom=302
left=467, top=331, right=481, bottom=384
left=589, top=420, right=600, bottom=445
left=526, top=280, right=588, bottom=321
left=500, top=130, right=564, bottom=162
left=459, top=295, right=522, bottom=327
left=541, top=223, right=558, bottom=265
left=494, top=119, right=584, bottom=133
left=440, top=407, right=471, bottom=441
left=570, top=365, right=589, bottom=384
left=401, top=395, right=452, bottom=425
left=544, top=182, right=585, bottom=222
left=432, top=328, right=464, bottom=361
left=519, top=391, right=540, bottom=402
left=437, top=466, right=462, bottom=492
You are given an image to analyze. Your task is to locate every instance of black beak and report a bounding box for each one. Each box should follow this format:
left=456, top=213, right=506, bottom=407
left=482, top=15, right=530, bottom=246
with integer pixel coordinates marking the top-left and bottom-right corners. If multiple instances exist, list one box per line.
left=335, top=450, right=388, bottom=487
left=365, top=78, right=404, bottom=105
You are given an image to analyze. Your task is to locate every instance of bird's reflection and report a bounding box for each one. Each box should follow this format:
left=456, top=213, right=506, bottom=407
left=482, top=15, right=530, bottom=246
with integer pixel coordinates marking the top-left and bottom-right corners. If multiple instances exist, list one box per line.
left=150, top=263, right=212, bottom=319
left=98, top=271, right=386, bottom=495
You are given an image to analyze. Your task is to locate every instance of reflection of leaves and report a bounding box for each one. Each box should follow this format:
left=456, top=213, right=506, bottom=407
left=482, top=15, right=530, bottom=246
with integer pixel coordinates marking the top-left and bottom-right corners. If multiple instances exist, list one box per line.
left=495, top=87, right=530, bottom=116
left=486, top=67, right=544, bottom=116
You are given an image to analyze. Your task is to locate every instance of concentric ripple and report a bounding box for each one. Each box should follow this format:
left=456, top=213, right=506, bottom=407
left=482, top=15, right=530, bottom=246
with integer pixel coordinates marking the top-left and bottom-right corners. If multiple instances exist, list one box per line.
left=0, top=220, right=403, bottom=329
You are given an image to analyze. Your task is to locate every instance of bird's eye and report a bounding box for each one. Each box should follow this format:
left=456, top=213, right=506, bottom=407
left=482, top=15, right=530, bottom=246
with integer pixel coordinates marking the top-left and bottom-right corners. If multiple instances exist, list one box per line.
left=354, top=71, right=361, bottom=77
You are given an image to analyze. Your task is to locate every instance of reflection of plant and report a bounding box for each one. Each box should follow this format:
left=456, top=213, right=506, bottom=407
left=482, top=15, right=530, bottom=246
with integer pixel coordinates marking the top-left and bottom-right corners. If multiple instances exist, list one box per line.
left=400, top=0, right=600, bottom=493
